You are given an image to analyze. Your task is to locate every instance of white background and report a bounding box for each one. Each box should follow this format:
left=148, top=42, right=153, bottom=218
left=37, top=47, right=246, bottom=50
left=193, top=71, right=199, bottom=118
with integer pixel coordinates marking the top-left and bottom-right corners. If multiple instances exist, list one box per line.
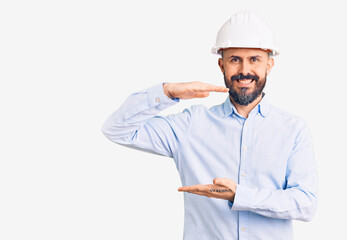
left=0, top=0, right=346, bottom=239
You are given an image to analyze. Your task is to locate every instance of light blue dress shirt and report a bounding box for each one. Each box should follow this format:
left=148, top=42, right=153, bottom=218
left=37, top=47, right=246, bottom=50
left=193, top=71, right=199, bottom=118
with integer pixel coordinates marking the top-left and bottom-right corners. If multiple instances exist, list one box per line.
left=102, top=83, right=318, bottom=240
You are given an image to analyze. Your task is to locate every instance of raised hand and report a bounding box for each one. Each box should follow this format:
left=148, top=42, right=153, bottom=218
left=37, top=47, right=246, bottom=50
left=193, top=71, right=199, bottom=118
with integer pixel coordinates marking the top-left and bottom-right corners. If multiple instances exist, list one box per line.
left=178, top=178, right=237, bottom=201
left=163, top=81, right=229, bottom=99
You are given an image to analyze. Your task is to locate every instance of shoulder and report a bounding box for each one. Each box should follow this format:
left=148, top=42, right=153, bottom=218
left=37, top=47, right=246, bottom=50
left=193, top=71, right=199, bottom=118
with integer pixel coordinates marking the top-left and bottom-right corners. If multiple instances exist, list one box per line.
left=268, top=104, right=309, bottom=132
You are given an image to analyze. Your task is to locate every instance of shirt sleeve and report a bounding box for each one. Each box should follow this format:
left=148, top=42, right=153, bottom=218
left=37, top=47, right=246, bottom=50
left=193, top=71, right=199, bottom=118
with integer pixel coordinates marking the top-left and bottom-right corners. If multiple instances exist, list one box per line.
left=101, top=83, right=191, bottom=158
left=230, top=121, right=318, bottom=222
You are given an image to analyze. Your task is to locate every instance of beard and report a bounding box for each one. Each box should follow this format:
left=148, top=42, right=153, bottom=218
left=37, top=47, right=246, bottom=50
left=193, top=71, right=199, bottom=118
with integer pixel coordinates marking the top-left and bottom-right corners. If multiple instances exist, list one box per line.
left=224, top=73, right=267, bottom=106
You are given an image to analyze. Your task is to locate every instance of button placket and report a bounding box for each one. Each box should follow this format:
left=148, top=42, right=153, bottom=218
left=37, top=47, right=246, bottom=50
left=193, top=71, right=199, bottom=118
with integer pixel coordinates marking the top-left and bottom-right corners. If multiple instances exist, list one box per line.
left=238, top=119, right=251, bottom=239
left=239, top=119, right=248, bottom=184
left=239, top=212, right=249, bottom=239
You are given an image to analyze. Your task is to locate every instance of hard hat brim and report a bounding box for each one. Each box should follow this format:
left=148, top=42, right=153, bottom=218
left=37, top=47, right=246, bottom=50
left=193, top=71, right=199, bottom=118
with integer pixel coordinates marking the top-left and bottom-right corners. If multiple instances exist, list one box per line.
left=212, top=46, right=279, bottom=56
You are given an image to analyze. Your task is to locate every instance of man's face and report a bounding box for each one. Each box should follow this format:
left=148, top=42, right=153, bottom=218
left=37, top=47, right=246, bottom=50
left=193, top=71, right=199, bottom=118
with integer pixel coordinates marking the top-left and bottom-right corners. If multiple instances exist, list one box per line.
left=218, top=48, right=274, bottom=106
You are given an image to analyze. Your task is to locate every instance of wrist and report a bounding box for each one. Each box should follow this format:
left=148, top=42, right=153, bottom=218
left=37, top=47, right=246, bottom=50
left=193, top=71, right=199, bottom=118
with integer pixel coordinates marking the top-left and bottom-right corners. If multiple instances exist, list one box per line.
left=163, top=83, right=174, bottom=99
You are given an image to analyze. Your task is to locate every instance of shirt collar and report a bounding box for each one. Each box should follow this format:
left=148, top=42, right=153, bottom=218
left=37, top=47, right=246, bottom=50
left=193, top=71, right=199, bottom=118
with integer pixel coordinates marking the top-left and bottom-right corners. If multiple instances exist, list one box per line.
left=223, top=96, right=237, bottom=117
left=223, top=93, right=270, bottom=118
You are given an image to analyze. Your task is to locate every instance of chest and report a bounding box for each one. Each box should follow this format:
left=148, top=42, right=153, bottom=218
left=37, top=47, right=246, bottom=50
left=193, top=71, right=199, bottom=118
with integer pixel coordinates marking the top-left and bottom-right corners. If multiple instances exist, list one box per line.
left=178, top=115, right=295, bottom=188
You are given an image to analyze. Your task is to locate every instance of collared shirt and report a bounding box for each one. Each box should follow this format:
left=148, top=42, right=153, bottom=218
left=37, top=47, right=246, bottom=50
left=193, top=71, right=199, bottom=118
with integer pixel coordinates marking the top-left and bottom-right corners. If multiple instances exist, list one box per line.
left=102, top=83, right=318, bottom=240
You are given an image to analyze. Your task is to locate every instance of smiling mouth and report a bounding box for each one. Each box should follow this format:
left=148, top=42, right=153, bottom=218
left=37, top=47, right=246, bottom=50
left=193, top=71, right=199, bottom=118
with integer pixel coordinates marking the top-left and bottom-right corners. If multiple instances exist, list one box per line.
left=236, top=79, right=255, bottom=84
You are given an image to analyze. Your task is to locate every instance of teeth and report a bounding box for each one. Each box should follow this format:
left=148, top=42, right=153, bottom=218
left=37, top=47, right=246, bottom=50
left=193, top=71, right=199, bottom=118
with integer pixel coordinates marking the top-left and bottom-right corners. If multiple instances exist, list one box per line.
left=238, top=79, right=253, bottom=84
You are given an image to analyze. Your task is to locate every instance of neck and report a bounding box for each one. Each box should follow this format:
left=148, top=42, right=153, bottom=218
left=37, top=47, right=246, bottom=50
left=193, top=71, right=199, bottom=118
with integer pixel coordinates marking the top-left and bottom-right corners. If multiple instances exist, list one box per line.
left=230, top=93, right=263, bottom=118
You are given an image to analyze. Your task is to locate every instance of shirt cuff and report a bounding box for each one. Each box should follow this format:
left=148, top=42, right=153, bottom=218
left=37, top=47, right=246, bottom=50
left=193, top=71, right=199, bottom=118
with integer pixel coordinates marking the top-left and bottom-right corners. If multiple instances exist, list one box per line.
left=230, top=184, right=256, bottom=211
left=228, top=200, right=234, bottom=209
left=146, top=83, right=180, bottom=110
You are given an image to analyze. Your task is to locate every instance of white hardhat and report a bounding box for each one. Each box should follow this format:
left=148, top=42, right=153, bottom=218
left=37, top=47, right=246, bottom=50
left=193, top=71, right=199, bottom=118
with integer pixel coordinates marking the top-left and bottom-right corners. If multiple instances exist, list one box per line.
left=212, top=11, right=279, bottom=56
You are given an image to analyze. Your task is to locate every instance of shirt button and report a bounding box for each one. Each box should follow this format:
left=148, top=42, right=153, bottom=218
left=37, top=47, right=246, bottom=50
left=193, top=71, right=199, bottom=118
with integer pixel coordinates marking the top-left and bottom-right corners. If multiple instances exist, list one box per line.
left=241, top=173, right=246, bottom=177
left=155, top=97, right=160, bottom=103
left=241, top=227, right=246, bottom=232
left=243, top=146, right=247, bottom=151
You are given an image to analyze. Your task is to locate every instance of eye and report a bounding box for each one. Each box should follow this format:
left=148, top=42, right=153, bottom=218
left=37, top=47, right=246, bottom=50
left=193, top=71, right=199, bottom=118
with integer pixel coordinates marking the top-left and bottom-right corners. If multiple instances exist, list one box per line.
left=230, top=57, right=240, bottom=63
left=250, top=57, right=259, bottom=62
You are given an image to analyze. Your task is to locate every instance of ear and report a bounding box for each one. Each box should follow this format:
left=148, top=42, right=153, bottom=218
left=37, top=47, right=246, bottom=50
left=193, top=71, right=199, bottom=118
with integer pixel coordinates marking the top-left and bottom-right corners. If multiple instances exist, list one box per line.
left=266, top=57, right=274, bottom=75
left=218, top=58, right=224, bottom=73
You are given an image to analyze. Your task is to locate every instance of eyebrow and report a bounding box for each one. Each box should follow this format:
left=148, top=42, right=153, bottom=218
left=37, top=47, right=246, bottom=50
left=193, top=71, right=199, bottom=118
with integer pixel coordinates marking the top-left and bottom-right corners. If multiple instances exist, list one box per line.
left=228, top=55, right=241, bottom=60
left=228, top=55, right=263, bottom=59
left=251, top=55, right=263, bottom=58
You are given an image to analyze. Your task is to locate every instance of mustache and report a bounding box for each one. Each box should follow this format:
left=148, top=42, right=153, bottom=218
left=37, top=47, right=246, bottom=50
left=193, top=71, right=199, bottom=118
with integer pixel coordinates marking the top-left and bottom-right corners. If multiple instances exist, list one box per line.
left=230, top=73, right=259, bottom=82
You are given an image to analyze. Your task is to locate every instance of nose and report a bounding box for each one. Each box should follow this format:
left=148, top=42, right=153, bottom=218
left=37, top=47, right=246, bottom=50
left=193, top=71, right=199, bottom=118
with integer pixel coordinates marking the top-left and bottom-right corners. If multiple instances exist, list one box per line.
left=238, top=62, right=252, bottom=76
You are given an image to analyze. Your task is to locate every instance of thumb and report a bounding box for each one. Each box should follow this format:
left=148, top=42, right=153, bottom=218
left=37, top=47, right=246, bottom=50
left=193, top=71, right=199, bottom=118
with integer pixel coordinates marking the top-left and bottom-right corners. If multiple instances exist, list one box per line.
left=213, top=177, right=233, bottom=189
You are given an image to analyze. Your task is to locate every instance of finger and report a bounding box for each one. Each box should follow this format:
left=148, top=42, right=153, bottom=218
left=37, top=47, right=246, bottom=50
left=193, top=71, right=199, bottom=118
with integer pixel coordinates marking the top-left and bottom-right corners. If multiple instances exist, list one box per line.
left=199, top=83, right=229, bottom=93
left=178, top=184, right=211, bottom=193
left=178, top=185, right=200, bottom=192
left=192, top=92, right=210, bottom=98
left=213, top=178, right=232, bottom=189
left=207, top=85, right=229, bottom=93
left=178, top=186, right=188, bottom=192
left=198, top=86, right=229, bottom=93
left=190, top=82, right=229, bottom=93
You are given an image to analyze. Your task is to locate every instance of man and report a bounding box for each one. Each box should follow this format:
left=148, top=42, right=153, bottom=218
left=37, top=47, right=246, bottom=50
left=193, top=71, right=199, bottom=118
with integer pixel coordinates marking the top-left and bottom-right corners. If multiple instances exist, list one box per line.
left=102, top=11, right=318, bottom=240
